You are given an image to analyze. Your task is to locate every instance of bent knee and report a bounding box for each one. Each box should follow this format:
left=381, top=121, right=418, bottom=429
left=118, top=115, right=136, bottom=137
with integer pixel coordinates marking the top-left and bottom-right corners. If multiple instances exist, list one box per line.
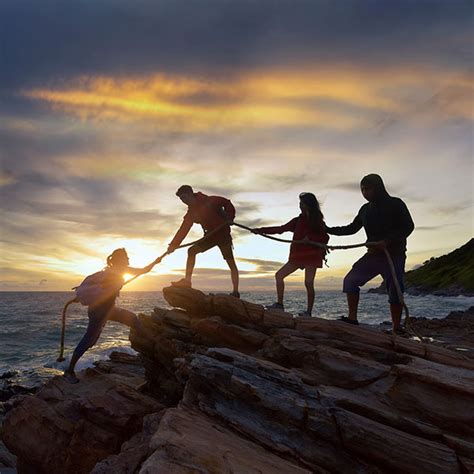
left=343, top=273, right=361, bottom=292
left=275, top=271, right=285, bottom=282
left=187, top=247, right=198, bottom=257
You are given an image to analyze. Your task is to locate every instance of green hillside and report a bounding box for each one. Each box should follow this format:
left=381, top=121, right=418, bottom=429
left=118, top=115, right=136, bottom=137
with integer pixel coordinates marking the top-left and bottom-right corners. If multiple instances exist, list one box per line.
left=405, top=238, right=474, bottom=294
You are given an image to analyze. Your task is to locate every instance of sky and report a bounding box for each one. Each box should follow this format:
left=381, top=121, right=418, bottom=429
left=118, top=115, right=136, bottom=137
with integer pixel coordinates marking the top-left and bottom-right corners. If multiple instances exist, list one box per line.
left=0, top=0, right=473, bottom=292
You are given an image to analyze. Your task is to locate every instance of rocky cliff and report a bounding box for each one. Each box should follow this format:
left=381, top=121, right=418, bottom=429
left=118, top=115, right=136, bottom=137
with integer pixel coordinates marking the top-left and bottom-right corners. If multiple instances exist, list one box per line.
left=3, top=288, right=474, bottom=473
left=370, top=239, right=474, bottom=296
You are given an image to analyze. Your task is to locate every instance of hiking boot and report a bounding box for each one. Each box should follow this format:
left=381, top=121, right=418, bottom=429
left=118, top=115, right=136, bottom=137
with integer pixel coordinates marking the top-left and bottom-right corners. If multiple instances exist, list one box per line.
left=266, top=302, right=284, bottom=311
left=229, top=291, right=240, bottom=298
left=297, top=311, right=312, bottom=318
left=63, top=370, right=79, bottom=384
left=339, top=316, right=359, bottom=325
left=171, top=278, right=192, bottom=288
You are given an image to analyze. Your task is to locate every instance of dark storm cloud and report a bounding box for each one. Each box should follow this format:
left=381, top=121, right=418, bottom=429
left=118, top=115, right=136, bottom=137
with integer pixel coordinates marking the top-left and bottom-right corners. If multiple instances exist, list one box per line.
left=1, top=0, right=472, bottom=92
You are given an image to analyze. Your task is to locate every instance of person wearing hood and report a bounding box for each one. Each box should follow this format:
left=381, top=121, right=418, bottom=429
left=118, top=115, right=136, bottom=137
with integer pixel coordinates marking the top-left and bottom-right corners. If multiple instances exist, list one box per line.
left=168, top=185, right=240, bottom=297
left=326, top=174, right=414, bottom=333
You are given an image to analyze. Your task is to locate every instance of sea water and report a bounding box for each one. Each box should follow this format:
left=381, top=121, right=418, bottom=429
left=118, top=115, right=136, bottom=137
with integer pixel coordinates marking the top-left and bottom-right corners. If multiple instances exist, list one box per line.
left=1, top=291, right=473, bottom=386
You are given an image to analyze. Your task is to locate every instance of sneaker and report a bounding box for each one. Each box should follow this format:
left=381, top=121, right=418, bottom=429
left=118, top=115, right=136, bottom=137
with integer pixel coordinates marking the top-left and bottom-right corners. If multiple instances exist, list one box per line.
left=63, top=370, right=79, bottom=384
left=297, top=311, right=312, bottom=318
left=339, top=316, right=359, bottom=325
left=229, top=291, right=240, bottom=298
left=171, top=278, right=192, bottom=288
left=266, top=302, right=284, bottom=311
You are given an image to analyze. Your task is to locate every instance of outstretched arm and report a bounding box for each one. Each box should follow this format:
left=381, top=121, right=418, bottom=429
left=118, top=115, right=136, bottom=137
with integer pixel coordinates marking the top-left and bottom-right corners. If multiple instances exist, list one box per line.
left=168, top=214, right=193, bottom=252
left=253, top=217, right=298, bottom=235
left=326, top=214, right=363, bottom=236
left=127, top=258, right=160, bottom=276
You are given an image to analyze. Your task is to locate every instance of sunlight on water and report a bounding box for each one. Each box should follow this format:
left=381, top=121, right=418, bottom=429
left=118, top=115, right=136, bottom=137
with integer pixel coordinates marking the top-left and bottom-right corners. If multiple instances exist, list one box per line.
left=1, top=291, right=473, bottom=385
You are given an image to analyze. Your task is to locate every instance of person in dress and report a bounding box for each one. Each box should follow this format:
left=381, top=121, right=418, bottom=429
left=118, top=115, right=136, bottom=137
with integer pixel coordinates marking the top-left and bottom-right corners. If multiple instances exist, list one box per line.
left=252, top=192, right=329, bottom=317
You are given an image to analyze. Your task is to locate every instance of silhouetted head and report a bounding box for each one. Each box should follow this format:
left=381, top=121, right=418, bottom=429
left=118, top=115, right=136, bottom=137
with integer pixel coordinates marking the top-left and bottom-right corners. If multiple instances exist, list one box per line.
left=176, top=185, right=196, bottom=205
left=107, top=248, right=129, bottom=269
left=360, top=174, right=388, bottom=202
left=299, top=192, right=324, bottom=232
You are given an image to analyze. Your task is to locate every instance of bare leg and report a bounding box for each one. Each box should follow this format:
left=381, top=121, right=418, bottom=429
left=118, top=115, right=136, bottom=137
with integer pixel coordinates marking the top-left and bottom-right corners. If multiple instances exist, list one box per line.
left=390, top=303, right=403, bottom=330
left=225, top=254, right=239, bottom=293
left=304, top=265, right=317, bottom=314
left=185, top=248, right=198, bottom=283
left=275, top=262, right=300, bottom=304
left=347, top=293, right=359, bottom=321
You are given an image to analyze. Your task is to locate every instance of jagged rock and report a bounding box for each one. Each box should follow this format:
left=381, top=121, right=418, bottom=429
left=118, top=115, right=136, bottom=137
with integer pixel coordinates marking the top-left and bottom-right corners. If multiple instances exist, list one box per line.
left=90, top=411, right=164, bottom=474
left=140, top=407, right=312, bottom=473
left=3, top=363, right=162, bottom=474
left=4, top=287, right=474, bottom=473
left=191, top=317, right=269, bottom=351
left=333, top=409, right=460, bottom=474
left=0, top=440, right=16, bottom=470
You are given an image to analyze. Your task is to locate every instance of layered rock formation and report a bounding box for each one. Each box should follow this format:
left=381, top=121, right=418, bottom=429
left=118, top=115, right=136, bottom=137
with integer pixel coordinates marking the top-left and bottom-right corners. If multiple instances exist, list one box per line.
left=3, top=288, right=474, bottom=473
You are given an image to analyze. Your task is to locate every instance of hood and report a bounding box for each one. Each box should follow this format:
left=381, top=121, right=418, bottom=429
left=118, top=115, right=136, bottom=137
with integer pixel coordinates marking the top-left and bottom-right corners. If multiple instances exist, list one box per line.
left=360, top=174, right=390, bottom=200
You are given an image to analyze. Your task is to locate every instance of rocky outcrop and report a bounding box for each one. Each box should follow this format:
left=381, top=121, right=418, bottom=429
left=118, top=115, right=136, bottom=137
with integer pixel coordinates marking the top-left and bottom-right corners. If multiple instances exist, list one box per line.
left=2, top=353, right=162, bottom=474
left=3, top=288, right=474, bottom=473
left=407, top=306, right=474, bottom=356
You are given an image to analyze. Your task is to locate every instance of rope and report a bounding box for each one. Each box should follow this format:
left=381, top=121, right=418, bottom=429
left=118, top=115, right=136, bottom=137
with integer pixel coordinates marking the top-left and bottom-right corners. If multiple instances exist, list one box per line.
left=56, top=223, right=231, bottom=361
left=57, top=297, right=78, bottom=361
left=232, top=220, right=421, bottom=340
left=57, top=219, right=421, bottom=361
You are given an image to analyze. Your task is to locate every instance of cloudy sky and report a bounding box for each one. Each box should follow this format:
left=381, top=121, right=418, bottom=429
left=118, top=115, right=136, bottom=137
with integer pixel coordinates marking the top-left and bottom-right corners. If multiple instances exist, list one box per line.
left=1, top=0, right=472, bottom=291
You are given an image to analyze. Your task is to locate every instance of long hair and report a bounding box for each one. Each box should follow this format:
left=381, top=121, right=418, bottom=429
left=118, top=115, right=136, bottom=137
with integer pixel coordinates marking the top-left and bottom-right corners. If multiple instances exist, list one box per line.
left=106, top=248, right=128, bottom=268
left=299, top=193, right=324, bottom=232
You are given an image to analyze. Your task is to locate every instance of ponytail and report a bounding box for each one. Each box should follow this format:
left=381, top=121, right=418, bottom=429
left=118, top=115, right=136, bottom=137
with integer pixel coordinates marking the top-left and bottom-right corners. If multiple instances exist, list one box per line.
left=106, top=248, right=127, bottom=268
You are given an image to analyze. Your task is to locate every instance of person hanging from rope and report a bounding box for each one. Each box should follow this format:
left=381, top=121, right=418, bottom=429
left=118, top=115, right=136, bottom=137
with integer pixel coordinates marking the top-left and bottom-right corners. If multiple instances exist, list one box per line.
left=326, top=174, right=414, bottom=333
left=251, top=192, right=329, bottom=317
left=63, top=248, right=160, bottom=384
left=168, top=185, right=240, bottom=297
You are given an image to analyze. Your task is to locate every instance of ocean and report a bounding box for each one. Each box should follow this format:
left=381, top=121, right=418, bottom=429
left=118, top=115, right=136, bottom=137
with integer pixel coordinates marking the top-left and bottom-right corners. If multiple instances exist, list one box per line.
left=1, top=290, right=473, bottom=388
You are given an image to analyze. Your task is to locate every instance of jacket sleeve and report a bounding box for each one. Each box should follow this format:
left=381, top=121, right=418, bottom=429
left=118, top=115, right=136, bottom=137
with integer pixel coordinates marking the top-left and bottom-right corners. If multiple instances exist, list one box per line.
left=212, top=196, right=236, bottom=221
left=169, top=213, right=194, bottom=247
left=326, top=214, right=363, bottom=236
left=384, top=200, right=415, bottom=244
left=257, top=217, right=298, bottom=235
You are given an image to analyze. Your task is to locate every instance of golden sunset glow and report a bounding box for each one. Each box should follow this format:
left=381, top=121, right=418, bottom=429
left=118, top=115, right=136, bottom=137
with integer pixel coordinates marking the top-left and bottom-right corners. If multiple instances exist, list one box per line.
left=2, top=1, right=472, bottom=291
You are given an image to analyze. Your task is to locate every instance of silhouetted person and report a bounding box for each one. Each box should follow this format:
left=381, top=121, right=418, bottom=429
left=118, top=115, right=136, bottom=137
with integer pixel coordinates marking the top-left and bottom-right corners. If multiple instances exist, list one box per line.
left=252, top=192, right=329, bottom=317
left=326, top=174, right=414, bottom=333
left=64, top=248, right=158, bottom=383
left=168, top=185, right=240, bottom=297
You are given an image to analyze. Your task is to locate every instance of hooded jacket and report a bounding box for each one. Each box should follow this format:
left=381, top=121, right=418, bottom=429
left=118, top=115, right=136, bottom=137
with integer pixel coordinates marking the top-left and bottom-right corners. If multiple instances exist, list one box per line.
left=169, top=192, right=236, bottom=248
left=326, top=174, right=414, bottom=255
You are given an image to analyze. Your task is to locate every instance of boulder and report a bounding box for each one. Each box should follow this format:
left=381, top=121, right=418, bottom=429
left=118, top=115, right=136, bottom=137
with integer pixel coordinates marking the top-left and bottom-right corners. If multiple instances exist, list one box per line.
left=3, top=361, right=162, bottom=474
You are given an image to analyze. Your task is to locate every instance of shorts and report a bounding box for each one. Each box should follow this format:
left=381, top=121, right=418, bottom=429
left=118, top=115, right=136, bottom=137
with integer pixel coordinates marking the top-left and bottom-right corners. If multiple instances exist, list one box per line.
left=190, top=233, right=234, bottom=261
left=343, top=252, right=406, bottom=304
